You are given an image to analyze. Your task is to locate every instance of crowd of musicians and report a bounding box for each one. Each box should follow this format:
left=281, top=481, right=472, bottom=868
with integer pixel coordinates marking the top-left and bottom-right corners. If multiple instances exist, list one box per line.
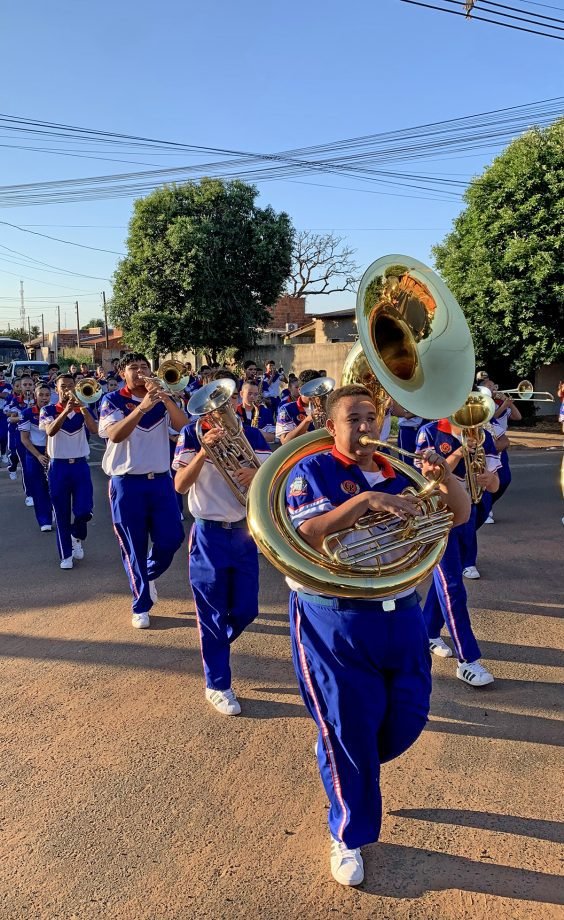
left=0, top=348, right=555, bottom=888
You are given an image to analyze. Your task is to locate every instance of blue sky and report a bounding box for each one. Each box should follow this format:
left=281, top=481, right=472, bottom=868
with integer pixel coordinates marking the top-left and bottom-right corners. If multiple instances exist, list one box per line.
left=1, top=0, right=563, bottom=332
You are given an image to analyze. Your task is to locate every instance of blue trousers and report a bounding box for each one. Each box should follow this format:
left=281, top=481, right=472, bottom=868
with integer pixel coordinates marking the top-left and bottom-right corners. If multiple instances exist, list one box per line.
left=109, top=473, right=185, bottom=614
left=49, top=459, right=94, bottom=561
left=0, top=416, right=7, bottom=455
left=24, top=448, right=52, bottom=528
left=189, top=521, right=259, bottom=690
left=290, top=591, right=431, bottom=849
left=423, top=517, right=481, bottom=663
left=7, top=427, right=30, bottom=494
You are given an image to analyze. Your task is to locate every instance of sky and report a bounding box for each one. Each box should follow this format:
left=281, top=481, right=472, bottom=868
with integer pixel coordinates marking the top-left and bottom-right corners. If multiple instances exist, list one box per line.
left=1, top=0, right=563, bottom=334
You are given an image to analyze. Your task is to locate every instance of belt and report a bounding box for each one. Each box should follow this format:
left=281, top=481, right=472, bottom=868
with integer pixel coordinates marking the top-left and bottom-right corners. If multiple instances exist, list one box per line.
left=118, top=471, right=171, bottom=480
left=50, top=457, right=88, bottom=465
left=296, top=590, right=419, bottom=613
left=194, top=517, right=248, bottom=530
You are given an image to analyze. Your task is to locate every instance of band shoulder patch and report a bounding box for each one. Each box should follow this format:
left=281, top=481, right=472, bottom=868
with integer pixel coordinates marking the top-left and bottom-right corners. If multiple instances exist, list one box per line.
left=340, top=479, right=360, bottom=496
left=439, top=441, right=451, bottom=454
left=289, top=475, right=308, bottom=497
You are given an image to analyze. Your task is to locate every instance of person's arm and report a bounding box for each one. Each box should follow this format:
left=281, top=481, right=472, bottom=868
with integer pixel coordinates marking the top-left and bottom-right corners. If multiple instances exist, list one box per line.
left=298, top=490, right=421, bottom=553
left=160, top=393, right=188, bottom=432
left=103, top=389, right=161, bottom=443
left=20, top=430, right=49, bottom=467
left=79, top=406, right=99, bottom=435
left=174, top=428, right=224, bottom=494
left=279, top=414, right=313, bottom=445
left=43, top=402, right=74, bottom=437
left=508, top=400, right=521, bottom=422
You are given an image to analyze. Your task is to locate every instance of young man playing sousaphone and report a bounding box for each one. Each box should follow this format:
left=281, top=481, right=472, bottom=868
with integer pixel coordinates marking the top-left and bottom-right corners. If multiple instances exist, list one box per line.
left=284, top=384, right=470, bottom=886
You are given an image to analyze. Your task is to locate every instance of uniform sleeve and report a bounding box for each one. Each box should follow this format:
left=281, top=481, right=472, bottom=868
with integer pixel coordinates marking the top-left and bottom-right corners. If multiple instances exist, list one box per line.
left=172, top=426, right=197, bottom=470
left=17, top=416, right=31, bottom=433
left=275, top=404, right=297, bottom=440
left=38, top=406, right=53, bottom=431
left=483, top=432, right=502, bottom=473
left=286, top=460, right=335, bottom=529
left=97, top=395, right=124, bottom=438
left=414, top=425, right=434, bottom=468
left=246, top=426, right=272, bottom=464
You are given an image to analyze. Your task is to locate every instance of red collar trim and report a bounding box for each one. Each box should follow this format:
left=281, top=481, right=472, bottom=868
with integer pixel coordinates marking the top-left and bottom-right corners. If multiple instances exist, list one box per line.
left=119, top=385, right=133, bottom=398
left=296, top=396, right=307, bottom=413
left=437, top=419, right=453, bottom=434
left=330, top=445, right=396, bottom=479
left=55, top=402, right=65, bottom=413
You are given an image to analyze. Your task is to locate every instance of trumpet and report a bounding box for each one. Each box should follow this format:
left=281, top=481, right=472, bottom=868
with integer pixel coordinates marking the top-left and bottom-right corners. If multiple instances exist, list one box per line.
left=74, top=377, right=103, bottom=405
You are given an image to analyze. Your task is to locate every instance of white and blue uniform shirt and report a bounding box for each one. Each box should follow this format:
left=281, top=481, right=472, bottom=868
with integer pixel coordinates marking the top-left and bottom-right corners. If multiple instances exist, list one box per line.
left=236, top=403, right=275, bottom=433
left=18, top=405, right=47, bottom=448
left=40, top=403, right=90, bottom=459
left=262, top=370, right=283, bottom=399
left=490, top=399, right=511, bottom=438
left=379, top=407, right=393, bottom=443
left=98, top=386, right=177, bottom=476
left=398, top=414, right=423, bottom=429
left=416, top=419, right=501, bottom=485
left=275, top=398, right=315, bottom=441
left=172, top=422, right=271, bottom=523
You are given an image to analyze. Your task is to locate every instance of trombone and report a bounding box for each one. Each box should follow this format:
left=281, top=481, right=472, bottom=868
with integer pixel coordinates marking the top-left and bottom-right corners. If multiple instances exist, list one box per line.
left=489, top=380, right=554, bottom=403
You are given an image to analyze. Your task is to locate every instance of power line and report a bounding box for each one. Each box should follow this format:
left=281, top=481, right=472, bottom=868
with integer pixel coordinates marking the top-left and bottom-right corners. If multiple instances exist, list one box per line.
left=0, top=220, right=124, bottom=255
left=400, top=0, right=564, bottom=37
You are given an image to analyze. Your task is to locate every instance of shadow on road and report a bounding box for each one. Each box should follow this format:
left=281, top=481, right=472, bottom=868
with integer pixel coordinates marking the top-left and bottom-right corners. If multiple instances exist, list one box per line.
left=427, top=693, right=562, bottom=747
left=360, top=842, right=564, bottom=904
left=389, top=808, right=564, bottom=844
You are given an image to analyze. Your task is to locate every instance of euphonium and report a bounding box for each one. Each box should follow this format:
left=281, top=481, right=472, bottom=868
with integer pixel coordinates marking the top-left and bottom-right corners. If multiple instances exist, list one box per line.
left=449, top=392, right=496, bottom=504
left=247, top=254, right=475, bottom=598
left=187, top=378, right=260, bottom=506
left=74, top=377, right=103, bottom=405
left=298, top=376, right=336, bottom=429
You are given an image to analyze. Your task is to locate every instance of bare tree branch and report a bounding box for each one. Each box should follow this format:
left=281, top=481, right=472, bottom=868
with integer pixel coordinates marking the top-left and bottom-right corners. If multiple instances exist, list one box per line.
left=288, top=231, right=361, bottom=297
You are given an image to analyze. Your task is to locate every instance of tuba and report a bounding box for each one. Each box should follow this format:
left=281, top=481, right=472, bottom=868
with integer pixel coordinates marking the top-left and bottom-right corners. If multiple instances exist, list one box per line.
left=187, top=378, right=260, bottom=506
left=247, top=254, right=475, bottom=598
left=449, top=392, right=496, bottom=504
left=298, top=376, right=336, bottom=429
left=74, top=377, right=103, bottom=405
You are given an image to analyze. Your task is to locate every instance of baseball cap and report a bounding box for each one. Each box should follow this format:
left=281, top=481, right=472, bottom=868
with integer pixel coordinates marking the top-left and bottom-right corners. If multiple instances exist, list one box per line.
left=475, top=370, right=490, bottom=383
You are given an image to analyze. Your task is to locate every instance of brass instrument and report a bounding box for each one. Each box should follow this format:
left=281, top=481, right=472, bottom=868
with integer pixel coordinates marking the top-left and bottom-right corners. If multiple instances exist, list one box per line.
left=74, top=377, right=103, bottom=405
left=298, top=376, right=336, bottom=429
left=341, top=340, right=391, bottom=431
left=187, top=378, right=260, bottom=506
left=491, top=380, right=554, bottom=403
left=141, top=360, right=191, bottom=395
left=247, top=254, right=475, bottom=598
left=251, top=376, right=264, bottom=428
left=449, top=392, right=496, bottom=504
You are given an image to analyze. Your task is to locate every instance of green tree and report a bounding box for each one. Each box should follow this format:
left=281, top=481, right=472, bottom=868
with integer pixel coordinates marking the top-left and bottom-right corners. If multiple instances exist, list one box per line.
left=81, top=317, right=105, bottom=330
left=433, top=120, right=564, bottom=376
left=0, top=325, right=39, bottom=343
left=110, top=179, right=294, bottom=361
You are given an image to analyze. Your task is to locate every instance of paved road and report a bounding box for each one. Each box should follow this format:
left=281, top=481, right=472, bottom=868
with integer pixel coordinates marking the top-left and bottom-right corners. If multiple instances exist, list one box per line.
left=2, top=447, right=563, bottom=919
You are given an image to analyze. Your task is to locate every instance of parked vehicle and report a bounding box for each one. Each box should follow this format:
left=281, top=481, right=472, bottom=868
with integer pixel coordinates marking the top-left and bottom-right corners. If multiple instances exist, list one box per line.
left=4, top=360, right=51, bottom=383
left=0, top=338, right=27, bottom=370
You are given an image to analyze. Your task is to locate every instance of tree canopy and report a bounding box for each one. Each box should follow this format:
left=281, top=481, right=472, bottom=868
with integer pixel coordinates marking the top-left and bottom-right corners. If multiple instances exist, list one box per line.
left=110, top=179, right=294, bottom=360
left=433, top=120, right=564, bottom=376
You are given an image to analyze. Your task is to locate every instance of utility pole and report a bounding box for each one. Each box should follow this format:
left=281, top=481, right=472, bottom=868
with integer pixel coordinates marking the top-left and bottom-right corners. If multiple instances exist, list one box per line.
left=57, top=305, right=61, bottom=332
left=102, top=290, right=109, bottom=349
left=75, top=300, right=80, bottom=351
left=27, top=316, right=31, bottom=341
left=41, top=314, right=45, bottom=347
left=20, top=280, right=26, bottom=336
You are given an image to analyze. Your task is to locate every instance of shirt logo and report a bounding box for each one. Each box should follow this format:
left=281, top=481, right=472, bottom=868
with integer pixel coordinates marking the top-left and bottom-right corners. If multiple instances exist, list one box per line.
left=439, top=441, right=451, bottom=455
left=341, top=479, right=360, bottom=496
left=126, top=402, right=137, bottom=410
left=297, top=413, right=307, bottom=422
left=289, top=476, right=308, bottom=497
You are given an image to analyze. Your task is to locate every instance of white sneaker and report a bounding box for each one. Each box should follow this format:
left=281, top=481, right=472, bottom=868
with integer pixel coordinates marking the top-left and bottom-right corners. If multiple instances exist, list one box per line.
left=71, top=536, right=84, bottom=560
left=485, top=513, right=495, bottom=524
left=429, top=636, right=453, bottom=658
left=463, top=565, right=480, bottom=579
left=25, top=496, right=34, bottom=507
left=205, top=687, right=241, bottom=716
left=132, top=612, right=150, bottom=629
left=9, top=471, right=17, bottom=480
left=456, top=661, right=494, bottom=687
left=1, top=454, right=9, bottom=465
left=330, top=838, right=364, bottom=887
left=60, top=557, right=73, bottom=570
left=40, top=524, right=52, bottom=532
left=149, top=580, right=158, bottom=604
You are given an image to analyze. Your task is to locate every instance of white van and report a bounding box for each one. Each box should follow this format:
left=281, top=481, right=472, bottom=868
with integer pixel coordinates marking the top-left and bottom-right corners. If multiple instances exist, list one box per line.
left=4, top=360, right=51, bottom=384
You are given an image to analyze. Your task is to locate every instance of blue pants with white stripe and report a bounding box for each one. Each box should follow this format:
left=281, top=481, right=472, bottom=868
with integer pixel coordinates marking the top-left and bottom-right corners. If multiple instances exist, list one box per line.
left=109, top=473, right=185, bottom=614
left=24, top=448, right=52, bottom=528
left=189, top=521, right=259, bottom=690
left=49, top=459, right=94, bottom=561
left=423, top=517, right=481, bottom=663
left=289, top=591, right=431, bottom=849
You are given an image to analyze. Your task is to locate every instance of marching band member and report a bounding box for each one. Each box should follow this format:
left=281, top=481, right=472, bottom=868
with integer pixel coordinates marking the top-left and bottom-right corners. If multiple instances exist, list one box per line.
left=396, top=409, right=424, bottom=465
left=475, top=371, right=521, bottom=524
left=236, top=380, right=276, bottom=443
left=5, top=375, right=34, bottom=500
left=19, top=383, right=53, bottom=532
left=173, top=370, right=271, bottom=716
left=262, top=359, right=285, bottom=399
left=0, top=381, right=10, bottom=463
left=275, top=369, right=320, bottom=445
left=40, top=374, right=98, bottom=569
left=284, top=384, right=469, bottom=885
left=98, top=353, right=186, bottom=628
left=416, top=414, right=500, bottom=684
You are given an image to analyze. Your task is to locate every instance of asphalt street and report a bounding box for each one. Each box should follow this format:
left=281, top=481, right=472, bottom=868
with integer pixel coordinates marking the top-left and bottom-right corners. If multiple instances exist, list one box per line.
left=1, top=444, right=563, bottom=920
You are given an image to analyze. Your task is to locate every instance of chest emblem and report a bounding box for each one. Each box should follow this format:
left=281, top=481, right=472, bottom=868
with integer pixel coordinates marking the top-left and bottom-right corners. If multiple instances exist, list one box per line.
left=439, top=441, right=452, bottom=455
left=289, top=476, right=308, bottom=497
left=341, top=480, right=360, bottom=496
left=126, top=402, right=137, bottom=411
left=296, top=413, right=307, bottom=423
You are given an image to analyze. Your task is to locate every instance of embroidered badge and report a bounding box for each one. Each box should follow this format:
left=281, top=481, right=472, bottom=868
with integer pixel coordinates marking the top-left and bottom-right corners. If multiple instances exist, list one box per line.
left=341, top=480, right=360, bottom=496
left=297, top=413, right=307, bottom=422
left=126, top=402, right=137, bottom=410
left=439, top=441, right=451, bottom=455
left=289, top=476, right=308, bottom=497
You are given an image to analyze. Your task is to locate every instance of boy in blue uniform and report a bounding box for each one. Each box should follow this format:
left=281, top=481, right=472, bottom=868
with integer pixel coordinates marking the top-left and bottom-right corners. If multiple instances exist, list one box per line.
left=236, top=380, right=276, bottom=442
left=98, top=353, right=187, bottom=629
left=18, top=384, right=53, bottom=531
left=275, top=368, right=320, bottom=444
left=40, top=374, right=98, bottom=569
left=285, top=384, right=469, bottom=886
left=416, top=416, right=501, bottom=685
left=173, top=370, right=271, bottom=716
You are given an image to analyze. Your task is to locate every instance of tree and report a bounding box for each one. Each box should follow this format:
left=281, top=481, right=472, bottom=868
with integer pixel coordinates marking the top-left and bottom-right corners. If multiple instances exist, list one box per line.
left=110, top=179, right=294, bottom=361
left=288, top=231, right=360, bottom=297
left=0, top=325, right=39, bottom=343
left=433, top=120, right=564, bottom=377
left=81, top=317, right=105, bottom=330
